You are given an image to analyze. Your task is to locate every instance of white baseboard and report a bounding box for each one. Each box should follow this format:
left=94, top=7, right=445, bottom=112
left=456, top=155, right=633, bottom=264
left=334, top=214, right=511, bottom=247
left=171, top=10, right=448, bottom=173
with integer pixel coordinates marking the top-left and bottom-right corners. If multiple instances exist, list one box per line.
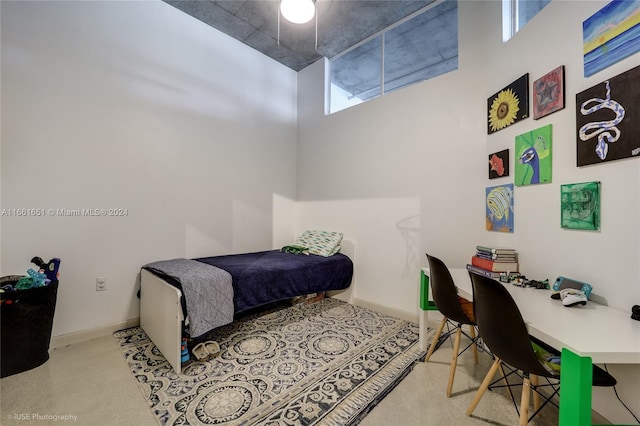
left=351, top=297, right=420, bottom=323
left=50, top=318, right=139, bottom=349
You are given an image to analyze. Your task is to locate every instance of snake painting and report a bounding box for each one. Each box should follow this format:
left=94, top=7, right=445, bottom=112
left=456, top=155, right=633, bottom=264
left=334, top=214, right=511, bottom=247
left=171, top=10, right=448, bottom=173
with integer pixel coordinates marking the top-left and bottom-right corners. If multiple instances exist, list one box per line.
left=578, top=80, right=625, bottom=161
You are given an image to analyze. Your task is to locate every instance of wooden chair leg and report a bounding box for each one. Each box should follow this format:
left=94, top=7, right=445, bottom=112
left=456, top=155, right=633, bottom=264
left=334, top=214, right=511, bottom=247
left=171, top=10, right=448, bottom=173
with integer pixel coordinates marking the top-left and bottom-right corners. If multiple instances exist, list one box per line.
left=447, top=326, right=462, bottom=397
left=424, top=317, right=447, bottom=362
left=519, top=376, right=531, bottom=426
left=531, top=374, right=540, bottom=415
left=466, top=357, right=501, bottom=416
left=469, top=325, right=478, bottom=364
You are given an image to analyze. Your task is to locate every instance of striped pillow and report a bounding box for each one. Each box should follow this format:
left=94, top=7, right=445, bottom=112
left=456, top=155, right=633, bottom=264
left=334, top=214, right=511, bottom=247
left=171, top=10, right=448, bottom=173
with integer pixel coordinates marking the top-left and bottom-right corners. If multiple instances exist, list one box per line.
left=295, top=230, right=343, bottom=257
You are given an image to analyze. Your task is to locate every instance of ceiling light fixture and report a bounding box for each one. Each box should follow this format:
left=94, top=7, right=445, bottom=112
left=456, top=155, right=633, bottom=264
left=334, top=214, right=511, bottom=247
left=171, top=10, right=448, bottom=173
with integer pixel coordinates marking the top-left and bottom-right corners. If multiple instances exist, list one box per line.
left=277, top=0, right=319, bottom=51
left=280, top=0, right=316, bottom=24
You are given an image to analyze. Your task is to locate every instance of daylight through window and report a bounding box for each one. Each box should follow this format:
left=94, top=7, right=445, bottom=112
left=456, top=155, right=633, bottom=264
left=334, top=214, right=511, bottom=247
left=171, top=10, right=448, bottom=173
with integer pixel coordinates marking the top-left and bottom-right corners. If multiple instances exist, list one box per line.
left=502, top=0, right=552, bottom=42
left=328, top=0, right=458, bottom=114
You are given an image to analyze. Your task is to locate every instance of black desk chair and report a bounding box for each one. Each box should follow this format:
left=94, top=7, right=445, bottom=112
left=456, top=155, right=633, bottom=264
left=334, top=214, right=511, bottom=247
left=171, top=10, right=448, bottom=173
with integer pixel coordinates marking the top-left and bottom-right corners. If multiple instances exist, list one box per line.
left=466, top=273, right=616, bottom=425
left=424, top=254, right=479, bottom=397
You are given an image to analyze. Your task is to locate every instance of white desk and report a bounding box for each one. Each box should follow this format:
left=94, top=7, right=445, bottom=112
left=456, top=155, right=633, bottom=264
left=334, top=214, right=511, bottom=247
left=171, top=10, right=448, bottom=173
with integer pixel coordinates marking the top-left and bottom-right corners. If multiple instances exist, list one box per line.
left=419, top=267, right=640, bottom=426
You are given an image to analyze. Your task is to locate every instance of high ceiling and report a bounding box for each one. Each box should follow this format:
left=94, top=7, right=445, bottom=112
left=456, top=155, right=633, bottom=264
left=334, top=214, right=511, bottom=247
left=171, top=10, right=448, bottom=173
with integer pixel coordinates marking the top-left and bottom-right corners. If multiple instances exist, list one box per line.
left=164, top=0, right=436, bottom=71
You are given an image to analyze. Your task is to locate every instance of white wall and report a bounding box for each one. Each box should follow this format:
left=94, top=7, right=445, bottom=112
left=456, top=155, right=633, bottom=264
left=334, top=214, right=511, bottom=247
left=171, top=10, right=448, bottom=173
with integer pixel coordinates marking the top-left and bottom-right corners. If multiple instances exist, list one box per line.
left=1, top=1, right=298, bottom=336
left=297, top=1, right=639, bottom=423
left=2, top=0, right=639, bottom=422
left=296, top=0, right=490, bottom=318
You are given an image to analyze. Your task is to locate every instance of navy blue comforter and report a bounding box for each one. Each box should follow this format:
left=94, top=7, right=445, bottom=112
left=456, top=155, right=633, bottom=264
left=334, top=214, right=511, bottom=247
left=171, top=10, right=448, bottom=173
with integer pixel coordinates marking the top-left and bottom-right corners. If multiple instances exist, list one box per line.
left=194, top=250, right=353, bottom=315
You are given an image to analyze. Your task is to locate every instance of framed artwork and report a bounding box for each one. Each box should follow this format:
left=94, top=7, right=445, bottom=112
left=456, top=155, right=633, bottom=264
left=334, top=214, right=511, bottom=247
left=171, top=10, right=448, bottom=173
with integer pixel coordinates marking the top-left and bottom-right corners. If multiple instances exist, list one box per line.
left=486, top=183, right=514, bottom=233
left=533, top=66, right=565, bottom=119
left=583, top=0, right=640, bottom=77
left=515, top=124, right=552, bottom=186
left=561, top=181, right=600, bottom=231
left=576, top=65, right=640, bottom=166
left=489, top=149, right=509, bottom=179
left=487, top=74, right=529, bottom=134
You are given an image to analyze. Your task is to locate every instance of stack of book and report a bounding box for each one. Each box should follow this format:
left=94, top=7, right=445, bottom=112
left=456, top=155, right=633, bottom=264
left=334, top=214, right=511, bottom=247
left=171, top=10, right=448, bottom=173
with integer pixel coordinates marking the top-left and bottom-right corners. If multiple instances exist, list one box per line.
left=466, top=245, right=518, bottom=278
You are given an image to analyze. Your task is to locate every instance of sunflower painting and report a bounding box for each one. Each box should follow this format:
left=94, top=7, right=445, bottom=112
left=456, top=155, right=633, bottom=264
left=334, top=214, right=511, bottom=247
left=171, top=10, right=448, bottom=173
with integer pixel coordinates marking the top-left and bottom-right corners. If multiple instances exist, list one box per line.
left=487, top=74, right=529, bottom=134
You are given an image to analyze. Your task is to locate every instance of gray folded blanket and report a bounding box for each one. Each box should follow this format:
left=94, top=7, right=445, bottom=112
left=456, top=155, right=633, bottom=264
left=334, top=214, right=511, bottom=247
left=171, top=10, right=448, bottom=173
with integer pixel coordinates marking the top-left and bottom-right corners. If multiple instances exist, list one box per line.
left=143, top=259, right=234, bottom=338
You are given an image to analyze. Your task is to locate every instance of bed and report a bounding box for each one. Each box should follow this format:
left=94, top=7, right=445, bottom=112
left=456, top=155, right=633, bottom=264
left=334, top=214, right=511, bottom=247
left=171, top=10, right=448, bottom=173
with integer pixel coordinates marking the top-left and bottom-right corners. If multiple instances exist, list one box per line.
left=139, top=240, right=354, bottom=374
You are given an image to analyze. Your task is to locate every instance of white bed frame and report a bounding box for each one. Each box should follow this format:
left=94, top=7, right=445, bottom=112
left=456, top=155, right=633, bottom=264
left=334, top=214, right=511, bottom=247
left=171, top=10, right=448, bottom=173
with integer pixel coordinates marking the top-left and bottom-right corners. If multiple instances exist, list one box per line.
left=140, top=240, right=355, bottom=374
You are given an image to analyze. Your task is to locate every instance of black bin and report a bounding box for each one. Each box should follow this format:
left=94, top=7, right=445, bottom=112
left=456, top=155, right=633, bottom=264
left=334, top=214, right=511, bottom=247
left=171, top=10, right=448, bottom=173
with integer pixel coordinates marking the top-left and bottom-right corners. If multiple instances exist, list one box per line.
left=1, top=280, right=58, bottom=378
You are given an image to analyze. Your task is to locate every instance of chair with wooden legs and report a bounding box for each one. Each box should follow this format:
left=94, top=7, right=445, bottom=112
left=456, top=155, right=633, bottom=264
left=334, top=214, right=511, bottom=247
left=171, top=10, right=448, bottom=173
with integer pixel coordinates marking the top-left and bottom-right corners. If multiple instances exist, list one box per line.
left=466, top=273, right=616, bottom=425
left=424, top=254, right=479, bottom=397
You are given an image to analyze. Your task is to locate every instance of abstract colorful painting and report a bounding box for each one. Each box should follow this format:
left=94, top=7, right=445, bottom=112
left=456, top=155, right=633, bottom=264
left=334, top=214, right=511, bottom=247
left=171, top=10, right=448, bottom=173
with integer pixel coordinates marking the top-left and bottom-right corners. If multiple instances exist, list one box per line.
left=583, top=0, right=640, bottom=77
left=576, top=65, right=640, bottom=166
left=489, top=149, right=509, bottom=179
left=487, top=74, right=529, bottom=134
left=533, top=66, right=565, bottom=119
left=486, top=183, right=514, bottom=233
left=561, top=181, right=600, bottom=231
left=515, top=125, right=552, bottom=186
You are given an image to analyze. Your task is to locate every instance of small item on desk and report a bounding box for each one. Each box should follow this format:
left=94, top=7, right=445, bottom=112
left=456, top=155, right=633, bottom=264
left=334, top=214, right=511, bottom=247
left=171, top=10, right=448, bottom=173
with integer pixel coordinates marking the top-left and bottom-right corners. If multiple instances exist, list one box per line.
left=511, top=275, right=530, bottom=287
left=512, top=277, right=524, bottom=287
left=510, top=276, right=549, bottom=289
left=499, top=272, right=522, bottom=283
left=559, top=288, right=588, bottom=307
left=527, top=279, right=549, bottom=290
left=552, top=276, right=593, bottom=299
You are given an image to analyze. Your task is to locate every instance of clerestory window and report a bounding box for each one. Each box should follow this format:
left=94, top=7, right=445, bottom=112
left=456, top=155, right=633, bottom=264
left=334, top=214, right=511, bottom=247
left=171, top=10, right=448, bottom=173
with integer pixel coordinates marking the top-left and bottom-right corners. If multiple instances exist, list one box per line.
left=328, top=0, right=458, bottom=114
left=502, top=0, right=552, bottom=42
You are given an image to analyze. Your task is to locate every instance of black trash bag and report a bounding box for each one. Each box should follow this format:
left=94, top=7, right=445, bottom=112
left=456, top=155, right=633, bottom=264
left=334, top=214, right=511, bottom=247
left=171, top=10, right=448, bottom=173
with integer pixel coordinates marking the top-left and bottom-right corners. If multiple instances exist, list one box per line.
left=1, top=279, right=59, bottom=378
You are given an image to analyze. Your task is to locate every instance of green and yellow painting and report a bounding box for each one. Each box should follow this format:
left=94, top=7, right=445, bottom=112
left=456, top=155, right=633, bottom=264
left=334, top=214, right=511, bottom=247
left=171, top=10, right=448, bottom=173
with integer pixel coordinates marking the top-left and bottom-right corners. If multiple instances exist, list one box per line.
left=515, top=124, right=552, bottom=186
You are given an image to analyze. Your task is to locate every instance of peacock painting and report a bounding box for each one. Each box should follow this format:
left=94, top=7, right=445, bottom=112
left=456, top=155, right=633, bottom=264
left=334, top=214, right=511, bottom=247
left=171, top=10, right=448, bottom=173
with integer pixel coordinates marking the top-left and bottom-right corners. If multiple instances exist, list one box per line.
left=515, top=124, right=552, bottom=186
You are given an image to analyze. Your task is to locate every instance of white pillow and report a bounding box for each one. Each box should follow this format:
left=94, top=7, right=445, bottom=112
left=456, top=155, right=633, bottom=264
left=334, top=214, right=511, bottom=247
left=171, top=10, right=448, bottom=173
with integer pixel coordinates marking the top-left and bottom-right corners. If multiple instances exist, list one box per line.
left=294, top=230, right=343, bottom=257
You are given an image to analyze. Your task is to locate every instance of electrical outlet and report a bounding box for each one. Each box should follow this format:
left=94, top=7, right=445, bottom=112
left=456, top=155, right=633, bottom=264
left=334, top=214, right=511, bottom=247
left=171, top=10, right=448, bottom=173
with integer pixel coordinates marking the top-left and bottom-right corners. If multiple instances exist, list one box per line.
left=96, top=276, right=107, bottom=291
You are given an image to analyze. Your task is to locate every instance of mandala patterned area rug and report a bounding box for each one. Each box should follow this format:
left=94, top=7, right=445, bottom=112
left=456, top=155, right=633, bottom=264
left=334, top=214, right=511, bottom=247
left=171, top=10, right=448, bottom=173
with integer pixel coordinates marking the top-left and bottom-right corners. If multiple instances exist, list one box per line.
left=114, top=298, right=427, bottom=426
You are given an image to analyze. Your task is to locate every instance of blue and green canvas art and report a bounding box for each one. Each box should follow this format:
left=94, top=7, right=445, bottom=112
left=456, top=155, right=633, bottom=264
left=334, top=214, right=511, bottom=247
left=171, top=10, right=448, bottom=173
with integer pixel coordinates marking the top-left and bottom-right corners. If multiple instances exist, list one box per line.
left=583, top=0, right=640, bottom=77
left=486, top=184, right=514, bottom=233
